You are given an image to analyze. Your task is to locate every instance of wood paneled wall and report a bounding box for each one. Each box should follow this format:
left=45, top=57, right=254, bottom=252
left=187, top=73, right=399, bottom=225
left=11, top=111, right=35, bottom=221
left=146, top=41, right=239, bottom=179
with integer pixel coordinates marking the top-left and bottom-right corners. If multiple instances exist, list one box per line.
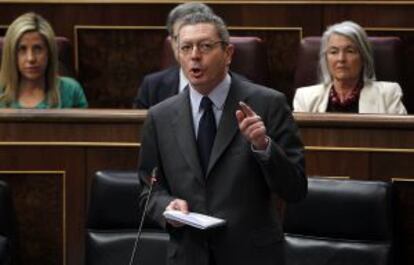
left=1, top=2, right=414, bottom=111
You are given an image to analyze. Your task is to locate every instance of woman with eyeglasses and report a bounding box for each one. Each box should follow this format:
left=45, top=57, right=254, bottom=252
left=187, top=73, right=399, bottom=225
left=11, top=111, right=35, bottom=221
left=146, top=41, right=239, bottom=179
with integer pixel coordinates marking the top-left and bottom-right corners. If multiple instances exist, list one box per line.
left=0, top=12, right=88, bottom=108
left=293, top=21, right=406, bottom=114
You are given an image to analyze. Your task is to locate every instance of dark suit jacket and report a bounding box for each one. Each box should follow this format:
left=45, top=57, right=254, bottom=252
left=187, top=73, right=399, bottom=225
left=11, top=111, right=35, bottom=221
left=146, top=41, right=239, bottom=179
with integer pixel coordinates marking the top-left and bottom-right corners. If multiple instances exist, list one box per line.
left=138, top=75, right=307, bottom=265
left=133, top=66, right=180, bottom=109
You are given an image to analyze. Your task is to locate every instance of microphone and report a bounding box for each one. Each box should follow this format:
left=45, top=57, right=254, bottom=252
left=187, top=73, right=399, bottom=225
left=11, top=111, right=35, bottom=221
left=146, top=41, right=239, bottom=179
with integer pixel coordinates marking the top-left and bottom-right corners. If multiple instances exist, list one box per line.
left=128, top=167, right=158, bottom=265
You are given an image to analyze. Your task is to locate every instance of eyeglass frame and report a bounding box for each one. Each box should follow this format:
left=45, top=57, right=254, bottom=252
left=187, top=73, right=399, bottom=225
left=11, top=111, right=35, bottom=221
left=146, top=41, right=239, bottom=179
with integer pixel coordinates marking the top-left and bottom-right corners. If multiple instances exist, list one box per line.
left=177, top=40, right=228, bottom=55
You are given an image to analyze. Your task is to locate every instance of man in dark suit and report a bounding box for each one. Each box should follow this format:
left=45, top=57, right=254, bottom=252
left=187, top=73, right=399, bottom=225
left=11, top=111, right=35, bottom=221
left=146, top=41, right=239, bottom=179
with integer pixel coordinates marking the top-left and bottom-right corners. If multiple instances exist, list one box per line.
left=138, top=12, right=307, bottom=265
left=133, top=2, right=213, bottom=108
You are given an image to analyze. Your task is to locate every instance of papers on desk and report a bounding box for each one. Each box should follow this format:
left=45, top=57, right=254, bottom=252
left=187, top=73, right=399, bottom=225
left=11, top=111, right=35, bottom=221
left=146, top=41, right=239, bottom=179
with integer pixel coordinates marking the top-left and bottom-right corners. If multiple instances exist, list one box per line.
left=163, top=210, right=226, bottom=230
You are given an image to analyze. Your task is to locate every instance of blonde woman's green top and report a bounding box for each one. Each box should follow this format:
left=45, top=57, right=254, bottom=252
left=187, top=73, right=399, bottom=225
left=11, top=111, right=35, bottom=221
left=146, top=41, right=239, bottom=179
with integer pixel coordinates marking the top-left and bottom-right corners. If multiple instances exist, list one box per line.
left=0, top=76, right=88, bottom=108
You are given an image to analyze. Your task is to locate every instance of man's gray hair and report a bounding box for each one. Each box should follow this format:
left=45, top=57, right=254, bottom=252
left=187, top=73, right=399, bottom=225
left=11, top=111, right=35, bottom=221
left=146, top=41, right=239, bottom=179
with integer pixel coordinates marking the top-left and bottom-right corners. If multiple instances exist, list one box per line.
left=178, top=12, right=230, bottom=44
left=319, top=20, right=376, bottom=85
left=166, top=2, right=213, bottom=36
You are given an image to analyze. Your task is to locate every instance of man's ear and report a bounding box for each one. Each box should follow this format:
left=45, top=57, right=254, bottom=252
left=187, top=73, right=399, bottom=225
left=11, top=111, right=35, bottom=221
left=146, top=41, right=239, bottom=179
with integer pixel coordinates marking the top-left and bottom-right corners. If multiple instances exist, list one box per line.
left=225, top=44, right=235, bottom=66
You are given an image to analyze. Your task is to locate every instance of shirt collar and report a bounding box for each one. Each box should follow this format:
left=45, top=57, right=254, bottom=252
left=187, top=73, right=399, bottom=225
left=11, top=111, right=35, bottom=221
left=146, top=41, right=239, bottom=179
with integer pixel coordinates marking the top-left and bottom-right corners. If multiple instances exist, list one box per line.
left=189, top=73, right=231, bottom=112
left=179, top=68, right=189, bottom=93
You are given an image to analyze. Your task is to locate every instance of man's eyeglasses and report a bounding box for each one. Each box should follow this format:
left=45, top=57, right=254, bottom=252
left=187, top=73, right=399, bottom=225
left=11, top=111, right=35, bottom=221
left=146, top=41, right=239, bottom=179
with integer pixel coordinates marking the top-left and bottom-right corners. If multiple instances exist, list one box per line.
left=178, top=40, right=227, bottom=55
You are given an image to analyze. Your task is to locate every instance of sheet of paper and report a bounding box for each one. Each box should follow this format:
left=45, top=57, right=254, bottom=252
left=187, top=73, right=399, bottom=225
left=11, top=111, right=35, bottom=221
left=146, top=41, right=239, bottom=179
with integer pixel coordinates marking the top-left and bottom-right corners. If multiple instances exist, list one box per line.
left=163, top=210, right=226, bottom=230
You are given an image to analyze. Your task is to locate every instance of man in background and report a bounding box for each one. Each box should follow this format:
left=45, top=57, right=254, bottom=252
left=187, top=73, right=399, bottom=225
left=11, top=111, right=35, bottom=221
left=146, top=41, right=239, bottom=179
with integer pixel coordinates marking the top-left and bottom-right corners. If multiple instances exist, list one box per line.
left=132, top=2, right=213, bottom=108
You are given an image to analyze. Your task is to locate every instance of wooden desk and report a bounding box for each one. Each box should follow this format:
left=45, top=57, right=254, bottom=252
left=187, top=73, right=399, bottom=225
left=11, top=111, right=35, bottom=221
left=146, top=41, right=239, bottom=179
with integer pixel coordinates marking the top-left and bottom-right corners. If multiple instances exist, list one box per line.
left=296, top=112, right=414, bottom=180
left=0, top=109, right=144, bottom=265
left=0, top=110, right=413, bottom=265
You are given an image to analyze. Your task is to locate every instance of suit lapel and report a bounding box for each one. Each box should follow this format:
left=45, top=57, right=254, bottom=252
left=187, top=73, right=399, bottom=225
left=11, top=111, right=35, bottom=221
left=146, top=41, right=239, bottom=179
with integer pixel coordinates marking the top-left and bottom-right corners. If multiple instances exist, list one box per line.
left=172, top=91, right=205, bottom=183
left=207, top=77, right=247, bottom=176
left=359, top=82, right=378, bottom=113
left=171, top=75, right=249, bottom=179
left=318, top=84, right=331, bottom=112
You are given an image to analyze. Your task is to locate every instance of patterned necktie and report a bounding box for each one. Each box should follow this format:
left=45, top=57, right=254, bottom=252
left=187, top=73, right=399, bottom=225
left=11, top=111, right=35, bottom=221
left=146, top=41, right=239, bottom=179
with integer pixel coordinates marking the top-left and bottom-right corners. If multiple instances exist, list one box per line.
left=197, top=96, right=216, bottom=175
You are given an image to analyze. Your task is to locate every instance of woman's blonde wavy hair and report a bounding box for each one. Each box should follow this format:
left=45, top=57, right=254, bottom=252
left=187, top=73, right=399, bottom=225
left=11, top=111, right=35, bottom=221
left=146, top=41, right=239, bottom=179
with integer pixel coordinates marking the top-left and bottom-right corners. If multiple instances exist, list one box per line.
left=0, top=12, right=60, bottom=107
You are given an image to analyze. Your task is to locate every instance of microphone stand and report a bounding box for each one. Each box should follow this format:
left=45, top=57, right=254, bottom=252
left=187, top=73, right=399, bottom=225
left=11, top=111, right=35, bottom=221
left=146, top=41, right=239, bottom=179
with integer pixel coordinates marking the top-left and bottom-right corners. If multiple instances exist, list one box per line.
left=128, top=167, right=157, bottom=265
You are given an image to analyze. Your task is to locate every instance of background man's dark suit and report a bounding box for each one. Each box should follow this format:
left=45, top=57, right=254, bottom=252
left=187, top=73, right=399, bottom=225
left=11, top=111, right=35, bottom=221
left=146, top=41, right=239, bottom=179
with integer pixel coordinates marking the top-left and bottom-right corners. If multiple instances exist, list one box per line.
left=138, top=75, right=307, bottom=265
left=133, top=66, right=180, bottom=109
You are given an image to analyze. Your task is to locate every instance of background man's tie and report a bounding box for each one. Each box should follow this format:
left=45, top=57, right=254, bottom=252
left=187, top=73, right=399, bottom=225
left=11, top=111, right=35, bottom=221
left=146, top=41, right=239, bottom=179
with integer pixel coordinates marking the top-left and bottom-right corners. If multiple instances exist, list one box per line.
left=197, top=96, right=216, bottom=175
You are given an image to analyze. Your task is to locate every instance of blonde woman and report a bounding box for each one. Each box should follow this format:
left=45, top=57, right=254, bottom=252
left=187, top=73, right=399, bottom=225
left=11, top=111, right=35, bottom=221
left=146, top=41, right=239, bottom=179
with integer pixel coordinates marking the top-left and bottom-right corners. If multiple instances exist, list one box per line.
left=0, top=12, right=87, bottom=108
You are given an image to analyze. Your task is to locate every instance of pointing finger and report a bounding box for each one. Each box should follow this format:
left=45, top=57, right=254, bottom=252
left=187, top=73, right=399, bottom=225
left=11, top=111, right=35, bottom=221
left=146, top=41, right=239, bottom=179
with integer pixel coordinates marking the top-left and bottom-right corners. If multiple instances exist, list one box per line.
left=239, top=101, right=256, bottom=117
